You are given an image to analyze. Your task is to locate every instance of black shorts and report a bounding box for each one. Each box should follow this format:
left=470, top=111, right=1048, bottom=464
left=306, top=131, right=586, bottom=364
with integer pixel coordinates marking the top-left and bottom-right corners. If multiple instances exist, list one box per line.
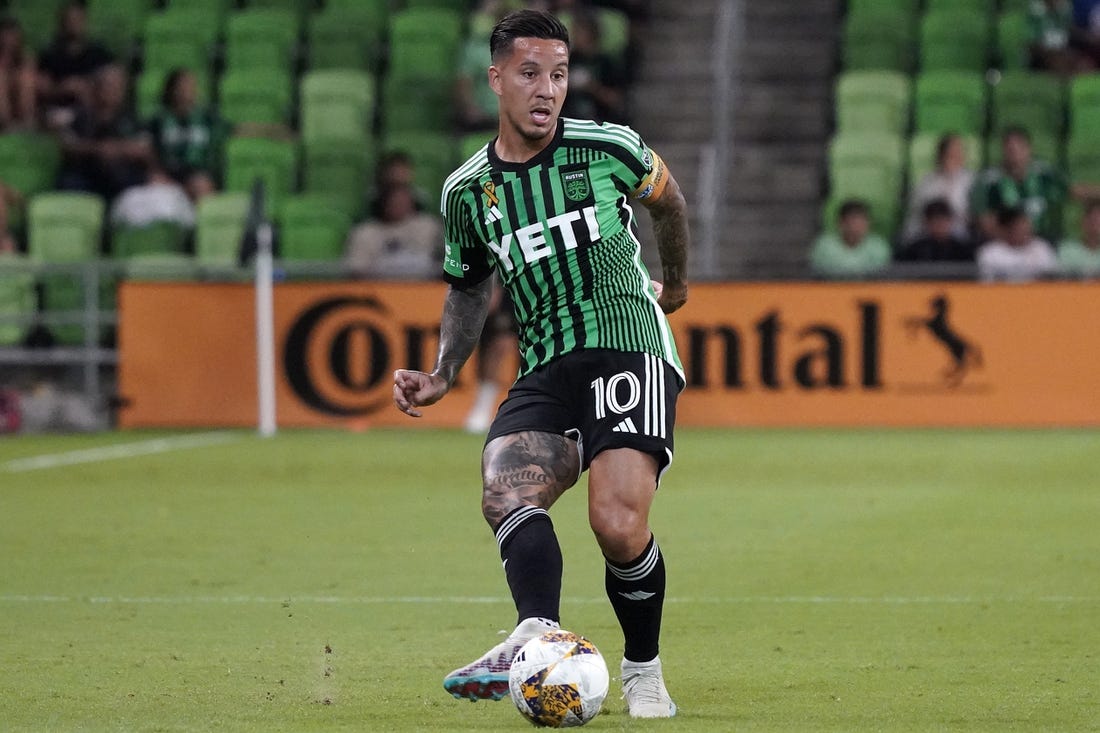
left=486, top=349, right=681, bottom=477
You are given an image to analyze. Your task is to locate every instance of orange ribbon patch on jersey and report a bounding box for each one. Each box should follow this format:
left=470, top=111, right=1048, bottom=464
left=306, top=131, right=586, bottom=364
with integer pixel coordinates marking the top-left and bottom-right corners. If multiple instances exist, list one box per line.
left=483, top=181, right=499, bottom=207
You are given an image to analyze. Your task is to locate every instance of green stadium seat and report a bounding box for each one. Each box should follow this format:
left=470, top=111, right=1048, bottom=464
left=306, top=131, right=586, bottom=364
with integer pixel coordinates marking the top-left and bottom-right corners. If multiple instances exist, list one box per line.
left=8, top=0, right=67, bottom=52
left=324, top=0, right=388, bottom=27
left=136, top=67, right=211, bottom=121
left=559, top=7, right=631, bottom=60
left=111, top=222, right=190, bottom=259
left=299, top=70, right=375, bottom=146
left=307, top=6, right=384, bottom=71
left=985, top=131, right=1061, bottom=168
left=302, top=140, right=374, bottom=220
left=163, top=0, right=231, bottom=22
left=224, top=137, right=299, bottom=212
left=218, top=68, right=293, bottom=126
left=846, top=0, right=920, bottom=18
left=459, top=131, right=495, bottom=162
left=194, top=192, right=250, bottom=267
left=87, top=0, right=153, bottom=59
left=1066, top=132, right=1100, bottom=185
left=842, top=12, right=916, bottom=73
left=387, top=8, right=465, bottom=80
left=277, top=195, right=352, bottom=262
left=224, top=9, right=300, bottom=72
left=0, top=255, right=36, bottom=346
left=1062, top=199, right=1084, bottom=241
left=834, top=70, right=912, bottom=135
left=925, top=0, right=996, bottom=15
left=27, top=192, right=107, bottom=345
left=0, top=133, right=62, bottom=233
left=919, top=9, right=993, bottom=72
left=996, top=11, right=1032, bottom=71
left=123, top=253, right=201, bottom=282
left=991, top=71, right=1065, bottom=137
left=914, top=71, right=987, bottom=135
left=142, top=9, right=221, bottom=73
left=1068, top=74, right=1100, bottom=138
left=242, top=0, right=310, bottom=20
left=381, top=74, right=453, bottom=134
left=908, top=132, right=982, bottom=186
left=382, top=131, right=457, bottom=210
left=819, top=194, right=894, bottom=237
left=827, top=132, right=906, bottom=233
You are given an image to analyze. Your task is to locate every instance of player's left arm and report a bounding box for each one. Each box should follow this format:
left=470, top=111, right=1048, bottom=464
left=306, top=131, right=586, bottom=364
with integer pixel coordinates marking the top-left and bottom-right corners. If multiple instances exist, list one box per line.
left=635, top=152, right=690, bottom=314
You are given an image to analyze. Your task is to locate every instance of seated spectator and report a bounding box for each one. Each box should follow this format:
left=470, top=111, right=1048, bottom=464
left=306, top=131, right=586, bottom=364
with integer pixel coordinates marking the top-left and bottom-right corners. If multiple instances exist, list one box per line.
left=810, top=199, right=891, bottom=278
left=1058, top=199, right=1100, bottom=277
left=897, top=198, right=974, bottom=263
left=977, top=206, right=1058, bottom=282
left=366, top=151, right=431, bottom=217
left=1071, top=0, right=1100, bottom=65
left=58, top=64, right=151, bottom=200
left=38, top=2, right=114, bottom=128
left=0, top=17, right=38, bottom=131
left=903, top=133, right=974, bottom=243
left=344, top=183, right=442, bottom=280
left=110, top=164, right=195, bottom=231
left=1031, top=0, right=1095, bottom=74
left=146, top=68, right=230, bottom=202
left=561, top=7, right=628, bottom=123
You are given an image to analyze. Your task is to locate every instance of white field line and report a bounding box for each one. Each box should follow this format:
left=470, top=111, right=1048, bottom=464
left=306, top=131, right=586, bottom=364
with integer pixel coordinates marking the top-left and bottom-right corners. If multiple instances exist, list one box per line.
left=0, top=594, right=1096, bottom=606
left=2, top=431, right=241, bottom=473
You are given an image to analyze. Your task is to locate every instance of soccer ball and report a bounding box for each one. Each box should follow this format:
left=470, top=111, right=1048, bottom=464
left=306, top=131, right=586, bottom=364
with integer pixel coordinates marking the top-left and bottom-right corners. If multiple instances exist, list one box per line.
left=508, top=630, right=609, bottom=728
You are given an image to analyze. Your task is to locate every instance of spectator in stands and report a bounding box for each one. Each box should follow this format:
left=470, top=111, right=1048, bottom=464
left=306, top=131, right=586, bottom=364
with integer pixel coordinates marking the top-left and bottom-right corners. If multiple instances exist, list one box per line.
left=1031, top=0, right=1097, bottom=73
left=1070, top=0, right=1100, bottom=65
left=110, top=163, right=195, bottom=231
left=976, top=206, right=1058, bottom=282
left=344, top=183, right=442, bottom=280
left=903, top=133, right=974, bottom=243
left=810, top=199, right=891, bottom=278
left=561, top=6, right=628, bottom=123
left=0, top=179, right=21, bottom=252
left=58, top=64, right=151, bottom=200
left=366, top=151, right=430, bottom=217
left=1058, top=199, right=1100, bottom=277
left=897, top=198, right=974, bottom=263
left=146, top=68, right=230, bottom=203
left=971, top=126, right=1067, bottom=244
left=38, top=2, right=114, bottom=127
left=0, top=17, right=38, bottom=131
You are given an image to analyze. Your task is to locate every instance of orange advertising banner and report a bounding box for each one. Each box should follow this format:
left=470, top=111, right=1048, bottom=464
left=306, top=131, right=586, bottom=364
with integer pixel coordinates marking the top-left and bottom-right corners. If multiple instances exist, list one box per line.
left=117, top=281, right=1100, bottom=428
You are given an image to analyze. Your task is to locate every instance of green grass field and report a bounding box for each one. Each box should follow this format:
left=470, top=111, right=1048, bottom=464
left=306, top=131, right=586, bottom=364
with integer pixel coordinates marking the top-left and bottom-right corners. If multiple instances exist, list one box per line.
left=2, top=428, right=1098, bottom=732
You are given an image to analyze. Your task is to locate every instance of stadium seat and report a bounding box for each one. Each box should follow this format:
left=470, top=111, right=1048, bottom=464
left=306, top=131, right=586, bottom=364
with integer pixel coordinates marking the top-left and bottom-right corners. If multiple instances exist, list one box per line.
left=819, top=194, right=895, bottom=237
left=7, top=0, right=67, bottom=52
left=87, top=0, right=153, bottom=59
left=111, top=222, right=190, bottom=259
left=123, top=253, right=201, bottom=282
left=0, top=255, right=36, bottom=346
left=1068, top=74, right=1100, bottom=138
left=846, top=0, right=920, bottom=18
left=1062, top=199, right=1084, bottom=241
left=996, top=11, right=1031, bottom=71
left=919, top=9, right=992, bottom=72
left=224, top=137, right=299, bottom=212
left=194, top=192, right=251, bottom=267
left=842, top=12, right=915, bottom=73
left=914, top=71, right=987, bottom=135
left=224, top=9, right=300, bottom=72
left=27, top=192, right=107, bottom=344
left=834, top=70, right=912, bottom=135
left=984, top=131, right=1061, bottom=169
left=302, top=140, right=374, bottom=219
left=387, top=8, right=465, bottom=80
left=991, top=72, right=1065, bottom=137
left=381, top=74, right=453, bottom=134
left=907, top=132, right=982, bottom=186
left=277, top=195, right=352, bottom=262
left=559, top=7, right=631, bottom=60
left=142, top=9, right=221, bottom=73
left=381, top=132, right=458, bottom=210
left=307, top=6, right=384, bottom=71
left=925, top=0, right=995, bottom=15
left=218, top=68, right=293, bottom=126
left=1066, top=132, right=1100, bottom=185
left=242, top=0, right=310, bottom=19
left=299, top=70, right=375, bottom=146
left=324, top=0, right=388, bottom=27
left=459, top=131, right=495, bottom=162
left=827, top=131, right=906, bottom=232
left=0, top=133, right=62, bottom=232
left=163, top=0, right=231, bottom=22
left=136, top=67, right=211, bottom=121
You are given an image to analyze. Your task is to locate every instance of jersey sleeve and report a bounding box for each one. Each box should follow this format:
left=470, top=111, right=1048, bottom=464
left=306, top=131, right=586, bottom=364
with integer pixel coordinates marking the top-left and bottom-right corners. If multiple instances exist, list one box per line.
left=441, top=181, right=494, bottom=286
left=601, top=124, right=671, bottom=203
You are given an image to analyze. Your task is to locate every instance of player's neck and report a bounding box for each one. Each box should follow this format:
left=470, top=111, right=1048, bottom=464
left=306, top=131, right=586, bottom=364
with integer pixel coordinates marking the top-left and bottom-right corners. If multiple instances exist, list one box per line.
left=494, top=125, right=556, bottom=164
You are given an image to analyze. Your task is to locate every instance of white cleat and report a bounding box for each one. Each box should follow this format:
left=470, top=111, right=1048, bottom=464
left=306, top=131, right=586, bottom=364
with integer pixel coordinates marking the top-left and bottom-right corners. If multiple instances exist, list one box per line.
left=621, top=656, right=678, bottom=718
left=443, top=617, right=558, bottom=701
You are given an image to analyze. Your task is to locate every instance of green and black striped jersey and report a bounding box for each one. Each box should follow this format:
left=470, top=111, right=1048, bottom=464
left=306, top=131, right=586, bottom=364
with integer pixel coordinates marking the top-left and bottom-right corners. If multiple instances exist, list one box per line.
left=441, top=117, right=683, bottom=382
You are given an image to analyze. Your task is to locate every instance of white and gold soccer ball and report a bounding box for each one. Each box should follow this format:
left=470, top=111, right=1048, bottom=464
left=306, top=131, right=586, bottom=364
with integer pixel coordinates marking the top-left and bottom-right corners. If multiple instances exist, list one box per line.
left=508, top=630, right=609, bottom=728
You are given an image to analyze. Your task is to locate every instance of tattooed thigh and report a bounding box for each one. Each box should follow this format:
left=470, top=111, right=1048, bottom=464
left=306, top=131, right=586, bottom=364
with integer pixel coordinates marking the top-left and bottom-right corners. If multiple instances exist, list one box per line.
left=481, top=431, right=580, bottom=528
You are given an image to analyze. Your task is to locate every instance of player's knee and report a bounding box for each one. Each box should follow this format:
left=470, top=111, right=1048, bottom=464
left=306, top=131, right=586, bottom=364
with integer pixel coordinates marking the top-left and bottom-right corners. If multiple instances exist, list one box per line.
left=589, top=504, right=648, bottom=560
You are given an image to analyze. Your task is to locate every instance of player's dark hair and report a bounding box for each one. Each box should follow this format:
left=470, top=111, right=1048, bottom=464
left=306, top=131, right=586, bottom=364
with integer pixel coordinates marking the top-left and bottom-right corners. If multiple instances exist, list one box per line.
left=935, top=133, right=959, bottom=166
left=1002, top=125, right=1031, bottom=144
left=161, top=67, right=191, bottom=108
left=997, top=205, right=1027, bottom=228
left=490, top=9, right=570, bottom=62
left=837, top=198, right=869, bottom=220
left=1084, top=198, right=1100, bottom=215
left=923, top=198, right=954, bottom=220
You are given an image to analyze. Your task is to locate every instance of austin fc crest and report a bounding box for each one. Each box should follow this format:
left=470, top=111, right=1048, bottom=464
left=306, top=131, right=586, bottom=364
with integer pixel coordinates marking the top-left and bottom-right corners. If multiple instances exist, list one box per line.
left=562, top=169, right=591, bottom=202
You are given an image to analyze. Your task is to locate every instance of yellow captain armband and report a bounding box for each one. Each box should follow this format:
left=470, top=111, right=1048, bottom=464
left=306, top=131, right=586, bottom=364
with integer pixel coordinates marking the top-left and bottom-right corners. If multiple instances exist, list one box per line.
left=632, top=149, right=669, bottom=201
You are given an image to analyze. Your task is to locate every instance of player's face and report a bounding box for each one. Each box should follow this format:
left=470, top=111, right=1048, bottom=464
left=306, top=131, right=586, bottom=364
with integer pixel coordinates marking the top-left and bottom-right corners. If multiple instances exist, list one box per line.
left=490, top=37, right=569, bottom=146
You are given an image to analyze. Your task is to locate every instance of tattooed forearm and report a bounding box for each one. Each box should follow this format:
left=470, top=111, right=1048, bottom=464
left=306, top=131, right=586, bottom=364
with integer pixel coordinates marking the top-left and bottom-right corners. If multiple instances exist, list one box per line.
left=481, top=431, right=580, bottom=528
left=648, top=173, right=690, bottom=285
left=433, top=278, right=493, bottom=387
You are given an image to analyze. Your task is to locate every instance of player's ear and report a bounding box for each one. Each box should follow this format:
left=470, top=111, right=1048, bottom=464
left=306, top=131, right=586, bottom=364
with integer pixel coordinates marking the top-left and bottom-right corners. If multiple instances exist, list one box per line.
left=488, top=65, right=503, bottom=96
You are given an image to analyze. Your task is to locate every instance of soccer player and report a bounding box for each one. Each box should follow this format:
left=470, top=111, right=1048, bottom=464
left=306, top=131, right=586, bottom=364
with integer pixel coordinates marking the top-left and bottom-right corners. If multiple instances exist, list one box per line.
left=392, top=9, right=690, bottom=719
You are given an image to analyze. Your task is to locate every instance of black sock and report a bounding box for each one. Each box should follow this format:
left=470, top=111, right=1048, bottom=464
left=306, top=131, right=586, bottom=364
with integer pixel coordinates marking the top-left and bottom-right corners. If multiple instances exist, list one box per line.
left=605, top=534, right=665, bottom=663
left=495, top=506, right=562, bottom=626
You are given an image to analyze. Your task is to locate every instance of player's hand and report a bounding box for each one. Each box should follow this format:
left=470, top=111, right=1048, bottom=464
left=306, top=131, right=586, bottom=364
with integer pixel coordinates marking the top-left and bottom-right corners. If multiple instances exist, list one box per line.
left=393, top=369, right=449, bottom=418
left=652, top=280, right=687, bottom=314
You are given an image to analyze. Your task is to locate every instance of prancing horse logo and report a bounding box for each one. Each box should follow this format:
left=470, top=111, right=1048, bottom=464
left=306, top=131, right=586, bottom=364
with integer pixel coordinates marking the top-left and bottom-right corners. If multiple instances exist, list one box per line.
left=905, top=295, right=983, bottom=387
